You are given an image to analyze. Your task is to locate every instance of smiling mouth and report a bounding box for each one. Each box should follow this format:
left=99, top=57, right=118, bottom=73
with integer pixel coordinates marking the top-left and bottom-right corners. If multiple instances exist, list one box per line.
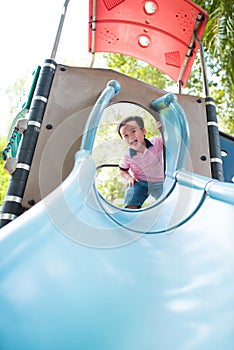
left=130, top=140, right=138, bottom=146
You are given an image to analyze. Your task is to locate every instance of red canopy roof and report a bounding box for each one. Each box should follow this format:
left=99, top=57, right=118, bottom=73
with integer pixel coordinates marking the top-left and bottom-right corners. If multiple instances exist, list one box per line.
left=88, top=0, right=208, bottom=86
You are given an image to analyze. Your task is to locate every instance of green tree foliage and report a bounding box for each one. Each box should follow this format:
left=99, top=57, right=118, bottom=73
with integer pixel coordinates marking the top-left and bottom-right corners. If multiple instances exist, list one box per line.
left=104, top=53, right=174, bottom=90
left=195, top=0, right=233, bottom=89
left=0, top=77, right=27, bottom=206
left=193, top=0, right=234, bottom=134
left=6, top=76, right=27, bottom=115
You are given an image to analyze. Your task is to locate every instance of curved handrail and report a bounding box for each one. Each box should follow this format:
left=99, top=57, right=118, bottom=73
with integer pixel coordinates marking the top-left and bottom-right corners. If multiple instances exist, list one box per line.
left=80, top=80, right=121, bottom=153
left=151, top=93, right=190, bottom=177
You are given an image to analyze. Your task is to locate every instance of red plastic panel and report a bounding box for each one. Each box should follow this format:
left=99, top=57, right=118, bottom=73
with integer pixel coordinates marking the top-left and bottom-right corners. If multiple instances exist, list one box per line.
left=88, top=0, right=208, bottom=86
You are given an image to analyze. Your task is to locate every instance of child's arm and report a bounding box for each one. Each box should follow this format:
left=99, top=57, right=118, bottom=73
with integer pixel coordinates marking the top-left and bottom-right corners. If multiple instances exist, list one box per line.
left=119, top=169, right=138, bottom=187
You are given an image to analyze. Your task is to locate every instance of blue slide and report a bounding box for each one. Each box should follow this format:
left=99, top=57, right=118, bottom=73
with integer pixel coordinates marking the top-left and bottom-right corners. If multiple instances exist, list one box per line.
left=0, top=83, right=234, bottom=349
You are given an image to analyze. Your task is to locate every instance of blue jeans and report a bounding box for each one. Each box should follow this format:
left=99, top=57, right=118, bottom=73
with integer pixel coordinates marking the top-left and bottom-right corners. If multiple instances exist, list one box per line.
left=124, top=181, right=163, bottom=208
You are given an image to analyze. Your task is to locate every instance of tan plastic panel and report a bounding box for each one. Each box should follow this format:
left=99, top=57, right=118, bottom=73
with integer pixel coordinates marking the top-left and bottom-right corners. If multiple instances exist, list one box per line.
left=22, top=65, right=210, bottom=208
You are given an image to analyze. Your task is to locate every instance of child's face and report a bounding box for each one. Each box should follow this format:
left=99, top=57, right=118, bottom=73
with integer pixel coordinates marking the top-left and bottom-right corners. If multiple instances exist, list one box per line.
left=119, top=121, right=146, bottom=151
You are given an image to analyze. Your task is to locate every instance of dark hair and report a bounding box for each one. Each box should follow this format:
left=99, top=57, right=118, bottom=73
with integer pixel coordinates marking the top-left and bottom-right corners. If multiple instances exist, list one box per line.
left=117, top=116, right=144, bottom=138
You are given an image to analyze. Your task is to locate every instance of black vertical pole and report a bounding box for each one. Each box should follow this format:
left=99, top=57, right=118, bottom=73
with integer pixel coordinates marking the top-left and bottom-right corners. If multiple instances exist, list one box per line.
left=0, top=59, right=57, bottom=228
left=205, top=97, right=224, bottom=181
left=195, top=30, right=224, bottom=181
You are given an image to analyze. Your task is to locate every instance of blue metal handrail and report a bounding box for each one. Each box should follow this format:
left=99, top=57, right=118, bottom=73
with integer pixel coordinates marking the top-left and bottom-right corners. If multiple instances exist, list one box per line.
left=80, top=80, right=121, bottom=153
left=151, top=93, right=190, bottom=177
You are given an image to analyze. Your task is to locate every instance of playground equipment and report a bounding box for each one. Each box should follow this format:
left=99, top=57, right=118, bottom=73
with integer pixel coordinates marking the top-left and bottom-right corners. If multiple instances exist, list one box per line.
left=0, top=1, right=234, bottom=349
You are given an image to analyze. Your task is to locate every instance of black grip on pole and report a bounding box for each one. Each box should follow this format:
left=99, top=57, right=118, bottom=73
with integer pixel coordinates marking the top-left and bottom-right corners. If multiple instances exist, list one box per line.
left=206, top=97, right=224, bottom=181
left=0, top=59, right=57, bottom=229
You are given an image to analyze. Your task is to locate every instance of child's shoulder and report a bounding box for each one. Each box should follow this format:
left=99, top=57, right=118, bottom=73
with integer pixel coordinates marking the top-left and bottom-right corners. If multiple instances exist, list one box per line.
left=149, top=135, right=163, bottom=145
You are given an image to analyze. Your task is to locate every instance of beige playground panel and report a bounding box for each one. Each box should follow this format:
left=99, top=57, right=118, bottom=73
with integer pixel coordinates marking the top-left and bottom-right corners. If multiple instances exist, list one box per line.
left=22, top=65, right=210, bottom=208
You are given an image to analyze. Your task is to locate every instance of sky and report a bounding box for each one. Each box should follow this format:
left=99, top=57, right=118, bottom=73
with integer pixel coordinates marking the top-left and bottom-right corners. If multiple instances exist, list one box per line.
left=0, top=0, right=94, bottom=135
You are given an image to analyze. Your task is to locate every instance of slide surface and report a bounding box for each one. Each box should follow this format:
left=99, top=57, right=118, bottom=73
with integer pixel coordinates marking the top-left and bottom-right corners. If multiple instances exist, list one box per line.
left=0, top=93, right=234, bottom=349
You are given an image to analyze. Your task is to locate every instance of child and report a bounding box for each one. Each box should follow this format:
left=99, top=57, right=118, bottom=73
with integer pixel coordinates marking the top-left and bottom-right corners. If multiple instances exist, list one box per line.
left=118, top=116, right=164, bottom=209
